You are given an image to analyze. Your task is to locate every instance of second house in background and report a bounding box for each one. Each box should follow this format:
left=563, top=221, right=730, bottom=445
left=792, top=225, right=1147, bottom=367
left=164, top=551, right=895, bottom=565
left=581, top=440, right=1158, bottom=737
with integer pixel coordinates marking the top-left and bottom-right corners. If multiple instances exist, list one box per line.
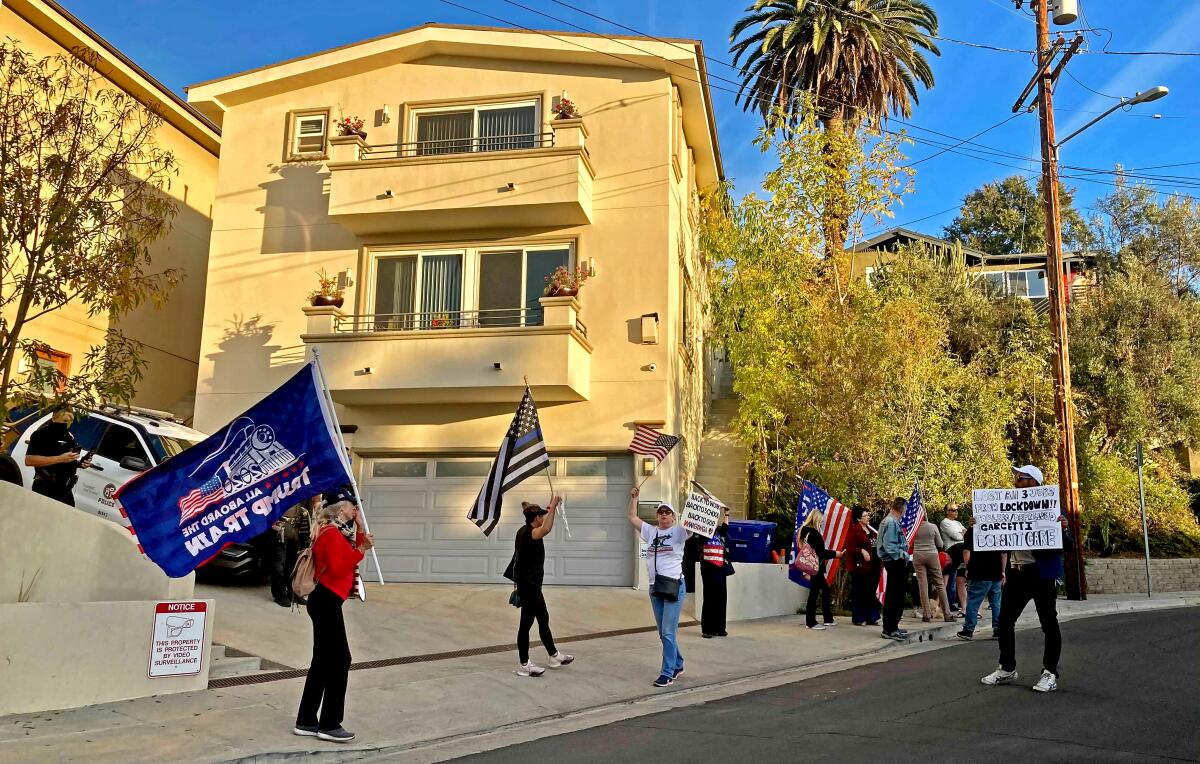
left=186, top=23, right=723, bottom=588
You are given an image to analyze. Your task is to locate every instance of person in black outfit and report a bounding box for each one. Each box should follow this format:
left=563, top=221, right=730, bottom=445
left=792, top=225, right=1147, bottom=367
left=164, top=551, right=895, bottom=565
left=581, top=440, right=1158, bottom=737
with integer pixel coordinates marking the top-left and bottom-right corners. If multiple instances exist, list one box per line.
left=504, top=498, right=575, bottom=677
left=700, top=511, right=733, bottom=638
left=24, top=408, right=91, bottom=506
left=800, top=524, right=839, bottom=629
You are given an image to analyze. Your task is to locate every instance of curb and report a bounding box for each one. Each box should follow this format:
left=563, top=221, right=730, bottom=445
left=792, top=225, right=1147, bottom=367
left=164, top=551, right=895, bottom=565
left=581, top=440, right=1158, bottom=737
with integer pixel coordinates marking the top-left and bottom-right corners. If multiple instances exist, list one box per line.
left=222, top=596, right=1200, bottom=764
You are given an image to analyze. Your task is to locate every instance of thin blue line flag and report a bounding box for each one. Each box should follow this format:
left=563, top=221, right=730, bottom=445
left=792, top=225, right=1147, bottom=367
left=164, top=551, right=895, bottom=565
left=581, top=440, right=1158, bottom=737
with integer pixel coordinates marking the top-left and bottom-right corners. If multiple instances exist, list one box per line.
left=116, top=363, right=352, bottom=578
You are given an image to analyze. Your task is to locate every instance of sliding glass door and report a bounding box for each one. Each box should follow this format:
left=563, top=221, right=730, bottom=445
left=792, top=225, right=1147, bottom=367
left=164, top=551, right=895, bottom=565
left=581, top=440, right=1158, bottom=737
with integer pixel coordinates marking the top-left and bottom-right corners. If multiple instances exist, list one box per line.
left=373, top=252, right=463, bottom=330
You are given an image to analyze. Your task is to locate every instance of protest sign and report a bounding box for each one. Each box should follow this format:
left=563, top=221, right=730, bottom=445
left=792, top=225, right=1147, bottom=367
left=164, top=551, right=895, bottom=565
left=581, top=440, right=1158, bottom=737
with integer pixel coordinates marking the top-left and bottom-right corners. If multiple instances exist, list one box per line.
left=681, top=482, right=725, bottom=537
left=148, top=601, right=206, bottom=678
left=972, top=485, right=1062, bottom=551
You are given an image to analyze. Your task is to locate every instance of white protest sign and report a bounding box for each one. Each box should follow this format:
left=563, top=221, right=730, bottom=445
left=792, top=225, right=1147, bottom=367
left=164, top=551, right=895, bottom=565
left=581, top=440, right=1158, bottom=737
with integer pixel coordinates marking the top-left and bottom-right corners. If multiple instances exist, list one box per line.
left=972, top=485, right=1062, bottom=551
left=680, top=482, right=725, bottom=538
left=148, top=601, right=207, bottom=678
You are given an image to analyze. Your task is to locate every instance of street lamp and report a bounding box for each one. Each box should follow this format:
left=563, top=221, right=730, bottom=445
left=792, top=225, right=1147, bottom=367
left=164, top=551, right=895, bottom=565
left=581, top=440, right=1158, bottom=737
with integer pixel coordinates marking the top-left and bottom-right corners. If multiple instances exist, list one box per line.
left=1057, top=86, right=1169, bottom=147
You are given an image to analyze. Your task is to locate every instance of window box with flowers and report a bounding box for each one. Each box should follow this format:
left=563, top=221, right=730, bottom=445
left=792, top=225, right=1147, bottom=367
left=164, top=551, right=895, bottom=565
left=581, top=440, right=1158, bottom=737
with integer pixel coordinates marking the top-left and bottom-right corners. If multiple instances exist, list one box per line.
left=543, top=264, right=589, bottom=297
left=308, top=268, right=344, bottom=308
left=552, top=97, right=580, bottom=120
left=337, top=115, right=367, bottom=140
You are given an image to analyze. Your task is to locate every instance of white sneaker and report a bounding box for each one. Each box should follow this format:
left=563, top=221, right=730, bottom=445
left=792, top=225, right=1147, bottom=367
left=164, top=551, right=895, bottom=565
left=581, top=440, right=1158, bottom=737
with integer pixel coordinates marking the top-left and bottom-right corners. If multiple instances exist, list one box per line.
left=516, top=661, right=545, bottom=677
left=981, top=667, right=1019, bottom=686
left=548, top=651, right=574, bottom=668
left=823, top=621, right=836, bottom=627
left=808, top=623, right=827, bottom=630
left=1032, top=670, right=1058, bottom=693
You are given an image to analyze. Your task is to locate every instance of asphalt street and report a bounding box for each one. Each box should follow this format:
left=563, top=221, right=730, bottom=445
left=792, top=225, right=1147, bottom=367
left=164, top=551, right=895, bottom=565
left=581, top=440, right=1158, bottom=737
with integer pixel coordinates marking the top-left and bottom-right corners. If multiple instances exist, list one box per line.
left=451, top=608, right=1200, bottom=763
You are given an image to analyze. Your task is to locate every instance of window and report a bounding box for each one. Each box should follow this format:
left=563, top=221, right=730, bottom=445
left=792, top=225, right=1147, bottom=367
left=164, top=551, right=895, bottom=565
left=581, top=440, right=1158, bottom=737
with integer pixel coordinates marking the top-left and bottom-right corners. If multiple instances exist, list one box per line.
left=373, top=251, right=464, bottom=330
left=975, top=270, right=1047, bottom=299
left=414, top=101, right=538, bottom=156
left=978, top=272, right=1006, bottom=296
left=565, top=457, right=631, bottom=478
left=147, top=435, right=202, bottom=463
left=478, top=246, right=570, bottom=327
left=372, top=461, right=428, bottom=478
left=96, top=424, right=149, bottom=465
left=70, top=417, right=109, bottom=452
left=289, top=110, right=328, bottom=158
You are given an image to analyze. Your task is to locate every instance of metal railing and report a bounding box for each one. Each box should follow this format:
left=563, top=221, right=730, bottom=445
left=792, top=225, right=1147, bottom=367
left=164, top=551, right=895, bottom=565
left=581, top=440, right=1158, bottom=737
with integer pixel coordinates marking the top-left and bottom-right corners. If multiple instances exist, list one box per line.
left=362, top=132, right=554, bottom=160
left=333, top=306, right=588, bottom=337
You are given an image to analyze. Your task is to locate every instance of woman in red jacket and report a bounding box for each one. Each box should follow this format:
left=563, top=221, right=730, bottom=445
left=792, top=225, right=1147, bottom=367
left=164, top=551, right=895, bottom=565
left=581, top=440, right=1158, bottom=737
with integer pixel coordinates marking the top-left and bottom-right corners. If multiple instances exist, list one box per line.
left=295, top=500, right=374, bottom=743
left=844, top=506, right=881, bottom=627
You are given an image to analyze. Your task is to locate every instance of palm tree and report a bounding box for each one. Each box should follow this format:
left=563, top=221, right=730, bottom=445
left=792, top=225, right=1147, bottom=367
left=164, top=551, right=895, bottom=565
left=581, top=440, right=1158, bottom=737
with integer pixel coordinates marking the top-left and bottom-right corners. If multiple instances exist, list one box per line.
left=730, top=0, right=940, bottom=252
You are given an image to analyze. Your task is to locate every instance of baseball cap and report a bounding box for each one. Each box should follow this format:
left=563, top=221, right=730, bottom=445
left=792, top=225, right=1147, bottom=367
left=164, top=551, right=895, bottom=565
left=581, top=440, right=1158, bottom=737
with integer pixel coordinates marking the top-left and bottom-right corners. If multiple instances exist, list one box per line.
left=322, top=486, right=358, bottom=506
left=1012, top=465, right=1044, bottom=485
left=656, top=502, right=675, bottom=515
left=522, top=502, right=549, bottom=519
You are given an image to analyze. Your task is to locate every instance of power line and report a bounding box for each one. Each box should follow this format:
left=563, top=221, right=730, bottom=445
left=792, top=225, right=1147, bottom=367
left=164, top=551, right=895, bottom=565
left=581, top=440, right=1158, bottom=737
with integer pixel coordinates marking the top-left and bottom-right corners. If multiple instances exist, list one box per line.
left=903, top=113, right=1026, bottom=168
left=1063, top=68, right=1120, bottom=100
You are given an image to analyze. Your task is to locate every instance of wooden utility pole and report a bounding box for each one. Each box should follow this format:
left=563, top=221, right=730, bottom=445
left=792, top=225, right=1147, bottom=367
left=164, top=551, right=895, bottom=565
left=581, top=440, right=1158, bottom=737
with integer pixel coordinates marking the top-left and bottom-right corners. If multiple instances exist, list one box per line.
left=1032, top=0, right=1086, bottom=599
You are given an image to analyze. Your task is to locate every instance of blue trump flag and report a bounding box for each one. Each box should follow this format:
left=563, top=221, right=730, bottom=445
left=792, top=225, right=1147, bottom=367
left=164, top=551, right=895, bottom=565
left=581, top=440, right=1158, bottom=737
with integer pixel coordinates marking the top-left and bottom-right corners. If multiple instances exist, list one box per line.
left=116, top=363, right=352, bottom=578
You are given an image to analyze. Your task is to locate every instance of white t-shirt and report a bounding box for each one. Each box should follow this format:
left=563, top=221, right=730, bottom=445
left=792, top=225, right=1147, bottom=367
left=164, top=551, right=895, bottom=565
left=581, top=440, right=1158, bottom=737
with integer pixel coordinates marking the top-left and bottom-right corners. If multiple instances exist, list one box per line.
left=641, top=523, right=690, bottom=581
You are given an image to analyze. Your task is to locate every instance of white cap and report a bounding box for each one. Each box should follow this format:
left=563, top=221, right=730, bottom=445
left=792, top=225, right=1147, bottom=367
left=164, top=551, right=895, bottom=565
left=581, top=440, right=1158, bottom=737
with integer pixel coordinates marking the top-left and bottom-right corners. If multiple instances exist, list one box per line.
left=1012, top=465, right=1044, bottom=485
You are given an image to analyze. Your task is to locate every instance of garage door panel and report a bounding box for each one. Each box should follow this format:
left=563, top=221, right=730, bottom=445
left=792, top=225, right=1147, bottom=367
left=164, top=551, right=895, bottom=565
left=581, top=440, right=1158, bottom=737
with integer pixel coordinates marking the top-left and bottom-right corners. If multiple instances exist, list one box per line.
left=429, top=555, right=491, bottom=576
left=368, top=521, right=425, bottom=541
left=373, top=553, right=425, bottom=574
left=367, top=490, right=428, bottom=510
left=429, top=521, right=493, bottom=541
left=560, top=554, right=629, bottom=579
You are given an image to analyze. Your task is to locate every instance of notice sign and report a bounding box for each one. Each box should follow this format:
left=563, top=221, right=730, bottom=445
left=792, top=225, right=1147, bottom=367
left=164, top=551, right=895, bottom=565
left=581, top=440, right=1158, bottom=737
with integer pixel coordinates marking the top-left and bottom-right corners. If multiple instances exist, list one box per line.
left=681, top=482, right=725, bottom=538
left=148, top=601, right=207, bottom=678
left=972, top=485, right=1063, bottom=551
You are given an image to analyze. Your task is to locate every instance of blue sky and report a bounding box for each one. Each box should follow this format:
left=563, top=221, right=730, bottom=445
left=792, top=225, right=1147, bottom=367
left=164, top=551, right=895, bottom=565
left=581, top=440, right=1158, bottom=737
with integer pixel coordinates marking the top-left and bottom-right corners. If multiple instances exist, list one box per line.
left=59, top=0, right=1200, bottom=242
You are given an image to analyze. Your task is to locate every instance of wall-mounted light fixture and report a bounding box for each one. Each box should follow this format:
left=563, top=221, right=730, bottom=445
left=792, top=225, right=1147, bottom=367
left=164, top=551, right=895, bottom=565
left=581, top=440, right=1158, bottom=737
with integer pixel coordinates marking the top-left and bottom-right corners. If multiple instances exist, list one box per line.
left=493, top=362, right=503, bottom=371
left=640, top=457, right=656, bottom=476
left=384, top=189, right=393, bottom=198
left=587, top=257, right=596, bottom=278
left=337, top=268, right=354, bottom=290
left=640, top=313, right=659, bottom=345
left=382, top=104, right=391, bottom=123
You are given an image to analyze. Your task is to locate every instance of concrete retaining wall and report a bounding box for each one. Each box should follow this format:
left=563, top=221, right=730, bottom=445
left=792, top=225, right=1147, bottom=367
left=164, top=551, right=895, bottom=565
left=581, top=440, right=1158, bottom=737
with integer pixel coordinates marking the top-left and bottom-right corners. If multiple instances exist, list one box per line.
left=694, top=562, right=805, bottom=622
left=1086, top=557, right=1200, bottom=594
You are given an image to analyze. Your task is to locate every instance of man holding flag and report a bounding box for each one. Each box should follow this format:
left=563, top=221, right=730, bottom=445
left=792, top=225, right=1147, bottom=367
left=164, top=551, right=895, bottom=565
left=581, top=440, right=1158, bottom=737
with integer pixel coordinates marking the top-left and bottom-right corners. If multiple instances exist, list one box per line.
left=877, top=496, right=914, bottom=641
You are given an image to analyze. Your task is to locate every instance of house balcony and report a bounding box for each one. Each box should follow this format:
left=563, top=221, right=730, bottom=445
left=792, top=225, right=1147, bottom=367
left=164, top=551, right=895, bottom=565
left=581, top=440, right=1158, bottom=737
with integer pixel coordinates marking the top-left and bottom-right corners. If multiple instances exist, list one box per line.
left=325, top=119, right=594, bottom=234
left=301, top=296, right=592, bottom=405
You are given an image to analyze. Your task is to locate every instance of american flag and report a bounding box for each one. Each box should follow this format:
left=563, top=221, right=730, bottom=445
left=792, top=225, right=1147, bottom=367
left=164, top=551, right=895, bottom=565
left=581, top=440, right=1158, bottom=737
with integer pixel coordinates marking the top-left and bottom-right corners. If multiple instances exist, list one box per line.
left=794, top=479, right=852, bottom=585
left=628, top=425, right=680, bottom=463
left=878, top=481, right=927, bottom=604
left=178, top=475, right=226, bottom=523
left=468, top=387, right=550, bottom=536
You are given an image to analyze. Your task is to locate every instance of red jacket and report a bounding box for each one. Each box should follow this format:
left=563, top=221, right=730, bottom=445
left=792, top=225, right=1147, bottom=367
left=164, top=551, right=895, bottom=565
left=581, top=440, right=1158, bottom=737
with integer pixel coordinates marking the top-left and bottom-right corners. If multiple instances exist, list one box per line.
left=313, top=526, right=364, bottom=600
left=843, top=522, right=879, bottom=575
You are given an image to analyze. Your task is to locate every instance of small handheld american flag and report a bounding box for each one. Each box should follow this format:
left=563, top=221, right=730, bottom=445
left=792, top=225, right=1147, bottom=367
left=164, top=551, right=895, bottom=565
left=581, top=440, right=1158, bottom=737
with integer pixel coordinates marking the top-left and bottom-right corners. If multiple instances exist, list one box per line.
left=628, top=425, right=680, bottom=463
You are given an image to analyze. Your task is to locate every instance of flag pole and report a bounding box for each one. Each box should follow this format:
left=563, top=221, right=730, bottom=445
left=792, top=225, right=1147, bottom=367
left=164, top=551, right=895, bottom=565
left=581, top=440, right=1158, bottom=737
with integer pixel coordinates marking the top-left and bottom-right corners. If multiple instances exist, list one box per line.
left=526, top=375, right=570, bottom=538
left=311, top=349, right=385, bottom=585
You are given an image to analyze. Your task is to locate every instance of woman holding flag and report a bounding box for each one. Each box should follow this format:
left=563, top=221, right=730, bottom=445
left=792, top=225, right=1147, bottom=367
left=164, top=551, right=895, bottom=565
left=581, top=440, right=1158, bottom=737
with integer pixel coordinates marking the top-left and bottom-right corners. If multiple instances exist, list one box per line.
left=799, top=519, right=839, bottom=630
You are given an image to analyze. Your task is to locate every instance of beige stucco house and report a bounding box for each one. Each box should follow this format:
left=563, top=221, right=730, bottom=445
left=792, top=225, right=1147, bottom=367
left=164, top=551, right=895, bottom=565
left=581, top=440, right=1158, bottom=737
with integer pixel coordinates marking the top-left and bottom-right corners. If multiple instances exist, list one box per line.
left=0, top=0, right=219, bottom=420
left=186, top=24, right=723, bottom=586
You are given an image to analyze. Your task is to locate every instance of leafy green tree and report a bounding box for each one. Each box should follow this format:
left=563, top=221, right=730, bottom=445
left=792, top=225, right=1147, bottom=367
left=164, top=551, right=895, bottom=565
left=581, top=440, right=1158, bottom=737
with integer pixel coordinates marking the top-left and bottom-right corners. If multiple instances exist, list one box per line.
left=0, top=42, right=178, bottom=414
left=729, top=0, right=939, bottom=253
left=1089, top=177, right=1200, bottom=296
left=943, top=175, right=1088, bottom=256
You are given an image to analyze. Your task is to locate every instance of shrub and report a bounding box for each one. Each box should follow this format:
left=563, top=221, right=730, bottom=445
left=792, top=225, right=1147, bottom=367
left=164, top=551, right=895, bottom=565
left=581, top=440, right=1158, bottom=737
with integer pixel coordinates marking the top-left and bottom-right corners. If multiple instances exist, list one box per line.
left=1080, top=448, right=1200, bottom=558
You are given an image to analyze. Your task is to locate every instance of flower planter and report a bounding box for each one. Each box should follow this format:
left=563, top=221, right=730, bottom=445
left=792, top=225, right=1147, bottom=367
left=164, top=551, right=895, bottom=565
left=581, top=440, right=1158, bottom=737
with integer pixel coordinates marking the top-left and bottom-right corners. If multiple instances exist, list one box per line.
left=311, top=294, right=344, bottom=308
left=339, top=130, right=367, bottom=139
left=546, top=286, right=579, bottom=298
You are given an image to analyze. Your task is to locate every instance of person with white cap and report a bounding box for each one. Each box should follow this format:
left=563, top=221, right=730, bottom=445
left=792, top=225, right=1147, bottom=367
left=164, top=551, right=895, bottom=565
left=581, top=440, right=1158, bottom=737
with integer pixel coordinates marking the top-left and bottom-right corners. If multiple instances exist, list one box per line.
left=981, top=464, right=1071, bottom=693
left=628, top=486, right=692, bottom=688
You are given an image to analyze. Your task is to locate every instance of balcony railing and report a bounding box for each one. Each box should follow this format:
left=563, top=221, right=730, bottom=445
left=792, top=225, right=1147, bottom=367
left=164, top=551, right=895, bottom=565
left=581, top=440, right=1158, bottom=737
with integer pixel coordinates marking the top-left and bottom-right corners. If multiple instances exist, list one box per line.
left=362, top=132, right=554, bottom=161
left=330, top=306, right=588, bottom=337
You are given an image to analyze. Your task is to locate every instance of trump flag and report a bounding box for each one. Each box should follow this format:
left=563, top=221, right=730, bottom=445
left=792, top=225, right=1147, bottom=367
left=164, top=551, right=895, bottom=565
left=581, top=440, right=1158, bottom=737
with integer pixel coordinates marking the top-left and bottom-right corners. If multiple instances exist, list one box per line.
left=116, top=363, right=352, bottom=578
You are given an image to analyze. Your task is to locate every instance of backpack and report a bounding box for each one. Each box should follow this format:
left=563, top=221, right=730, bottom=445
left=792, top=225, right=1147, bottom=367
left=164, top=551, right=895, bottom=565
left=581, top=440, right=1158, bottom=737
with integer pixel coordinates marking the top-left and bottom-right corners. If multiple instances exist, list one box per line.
left=793, top=540, right=820, bottom=577
left=291, top=525, right=327, bottom=597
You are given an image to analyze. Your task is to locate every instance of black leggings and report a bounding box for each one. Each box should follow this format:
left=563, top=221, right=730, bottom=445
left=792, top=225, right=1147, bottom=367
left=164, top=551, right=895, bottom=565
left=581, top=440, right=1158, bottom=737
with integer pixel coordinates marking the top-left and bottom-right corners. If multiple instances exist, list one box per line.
left=806, top=571, right=833, bottom=627
left=700, top=562, right=727, bottom=634
left=297, top=584, right=351, bottom=731
left=517, top=585, right=557, bottom=663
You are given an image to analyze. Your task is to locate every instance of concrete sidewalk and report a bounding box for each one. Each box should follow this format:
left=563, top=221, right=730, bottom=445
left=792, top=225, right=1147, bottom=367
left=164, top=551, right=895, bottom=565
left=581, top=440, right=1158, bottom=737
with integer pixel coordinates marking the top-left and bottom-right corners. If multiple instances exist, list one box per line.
left=2, top=591, right=1196, bottom=764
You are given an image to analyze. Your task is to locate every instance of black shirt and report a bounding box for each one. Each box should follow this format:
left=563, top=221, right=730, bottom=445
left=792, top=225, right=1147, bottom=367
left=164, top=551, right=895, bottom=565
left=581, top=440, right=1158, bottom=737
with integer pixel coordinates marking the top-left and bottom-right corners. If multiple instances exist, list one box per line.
left=506, top=525, right=545, bottom=588
left=964, top=527, right=1003, bottom=582
left=26, top=422, right=80, bottom=483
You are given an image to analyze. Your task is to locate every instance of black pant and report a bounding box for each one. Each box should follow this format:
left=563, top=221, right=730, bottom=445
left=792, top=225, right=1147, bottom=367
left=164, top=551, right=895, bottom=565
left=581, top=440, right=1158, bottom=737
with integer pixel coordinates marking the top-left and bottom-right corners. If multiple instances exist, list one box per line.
left=32, top=479, right=74, bottom=506
left=850, top=569, right=881, bottom=625
left=517, top=584, right=557, bottom=664
left=700, top=562, right=727, bottom=635
left=882, top=559, right=908, bottom=632
left=805, top=571, right=833, bottom=627
left=297, top=584, right=351, bottom=731
left=254, top=530, right=294, bottom=603
left=997, top=566, right=1061, bottom=675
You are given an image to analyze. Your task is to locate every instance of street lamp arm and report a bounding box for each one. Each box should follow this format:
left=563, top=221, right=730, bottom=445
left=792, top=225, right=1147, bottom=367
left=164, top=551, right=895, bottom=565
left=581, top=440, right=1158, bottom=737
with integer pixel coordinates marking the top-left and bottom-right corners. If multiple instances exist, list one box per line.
left=1055, top=99, right=1128, bottom=149
left=1055, top=86, right=1169, bottom=149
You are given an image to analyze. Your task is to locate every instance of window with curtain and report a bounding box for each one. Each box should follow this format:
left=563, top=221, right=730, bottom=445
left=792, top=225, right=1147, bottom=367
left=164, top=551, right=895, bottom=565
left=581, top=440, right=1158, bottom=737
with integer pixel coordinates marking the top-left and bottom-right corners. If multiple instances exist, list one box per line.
left=420, top=254, right=463, bottom=328
left=413, top=102, right=538, bottom=156
left=373, top=253, right=462, bottom=330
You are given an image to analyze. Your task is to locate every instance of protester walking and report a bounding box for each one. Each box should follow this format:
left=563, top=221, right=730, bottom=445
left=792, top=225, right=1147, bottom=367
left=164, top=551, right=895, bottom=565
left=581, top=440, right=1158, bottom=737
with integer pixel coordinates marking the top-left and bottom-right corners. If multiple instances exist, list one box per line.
left=295, top=500, right=374, bottom=743
left=799, top=523, right=838, bottom=629
left=877, top=497, right=911, bottom=640
left=699, top=510, right=732, bottom=638
left=981, top=465, right=1070, bottom=693
left=958, top=516, right=1005, bottom=641
left=913, top=517, right=954, bottom=623
left=940, top=504, right=967, bottom=614
left=504, top=498, right=574, bottom=677
left=24, top=407, right=91, bottom=506
left=628, top=486, right=690, bottom=688
left=844, top=507, right=880, bottom=627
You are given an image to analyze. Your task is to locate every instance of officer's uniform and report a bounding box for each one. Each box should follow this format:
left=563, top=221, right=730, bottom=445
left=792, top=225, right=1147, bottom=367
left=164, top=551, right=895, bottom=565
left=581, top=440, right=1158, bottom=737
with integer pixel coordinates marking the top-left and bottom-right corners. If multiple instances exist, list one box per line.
left=26, top=421, right=82, bottom=506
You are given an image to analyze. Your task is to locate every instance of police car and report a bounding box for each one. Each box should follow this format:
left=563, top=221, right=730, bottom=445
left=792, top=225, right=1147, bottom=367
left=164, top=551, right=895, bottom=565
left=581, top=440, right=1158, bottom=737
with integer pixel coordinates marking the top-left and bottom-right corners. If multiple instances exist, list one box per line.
left=10, top=405, right=207, bottom=527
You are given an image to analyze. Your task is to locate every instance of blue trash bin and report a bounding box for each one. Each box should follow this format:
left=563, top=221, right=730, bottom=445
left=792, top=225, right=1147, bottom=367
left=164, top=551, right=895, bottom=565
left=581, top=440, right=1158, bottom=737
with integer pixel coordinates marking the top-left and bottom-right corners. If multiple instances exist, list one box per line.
left=726, top=520, right=777, bottom=563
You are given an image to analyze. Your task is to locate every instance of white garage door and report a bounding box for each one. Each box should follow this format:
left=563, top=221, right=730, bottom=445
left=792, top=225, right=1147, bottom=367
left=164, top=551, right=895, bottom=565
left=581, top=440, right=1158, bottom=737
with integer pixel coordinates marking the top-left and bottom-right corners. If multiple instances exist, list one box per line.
left=360, top=455, right=634, bottom=586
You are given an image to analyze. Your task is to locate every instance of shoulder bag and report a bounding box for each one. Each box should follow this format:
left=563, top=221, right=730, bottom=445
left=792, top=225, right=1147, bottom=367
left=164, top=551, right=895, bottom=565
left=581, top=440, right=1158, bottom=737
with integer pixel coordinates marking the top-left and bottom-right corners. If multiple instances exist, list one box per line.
left=649, top=529, right=681, bottom=602
left=290, top=525, right=327, bottom=598
left=507, top=528, right=523, bottom=608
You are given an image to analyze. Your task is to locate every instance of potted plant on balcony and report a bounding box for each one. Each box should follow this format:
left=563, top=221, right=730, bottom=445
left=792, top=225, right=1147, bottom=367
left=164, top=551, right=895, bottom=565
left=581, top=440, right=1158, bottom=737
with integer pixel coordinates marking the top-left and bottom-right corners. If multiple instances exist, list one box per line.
left=543, top=264, right=589, bottom=297
left=337, top=115, right=367, bottom=139
left=309, top=268, right=344, bottom=308
left=430, top=313, right=453, bottom=329
left=552, top=97, right=579, bottom=120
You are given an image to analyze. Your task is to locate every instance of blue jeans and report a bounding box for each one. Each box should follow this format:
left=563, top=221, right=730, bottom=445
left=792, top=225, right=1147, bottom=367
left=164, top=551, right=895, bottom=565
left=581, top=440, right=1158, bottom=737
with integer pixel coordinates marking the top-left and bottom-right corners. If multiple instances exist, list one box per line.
left=650, top=587, right=686, bottom=678
left=963, top=578, right=1002, bottom=634
left=944, top=564, right=960, bottom=610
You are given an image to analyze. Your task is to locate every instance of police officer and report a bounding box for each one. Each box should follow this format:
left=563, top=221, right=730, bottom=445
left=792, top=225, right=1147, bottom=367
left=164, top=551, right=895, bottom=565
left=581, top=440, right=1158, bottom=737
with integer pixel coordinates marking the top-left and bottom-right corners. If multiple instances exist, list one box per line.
left=24, top=407, right=92, bottom=506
